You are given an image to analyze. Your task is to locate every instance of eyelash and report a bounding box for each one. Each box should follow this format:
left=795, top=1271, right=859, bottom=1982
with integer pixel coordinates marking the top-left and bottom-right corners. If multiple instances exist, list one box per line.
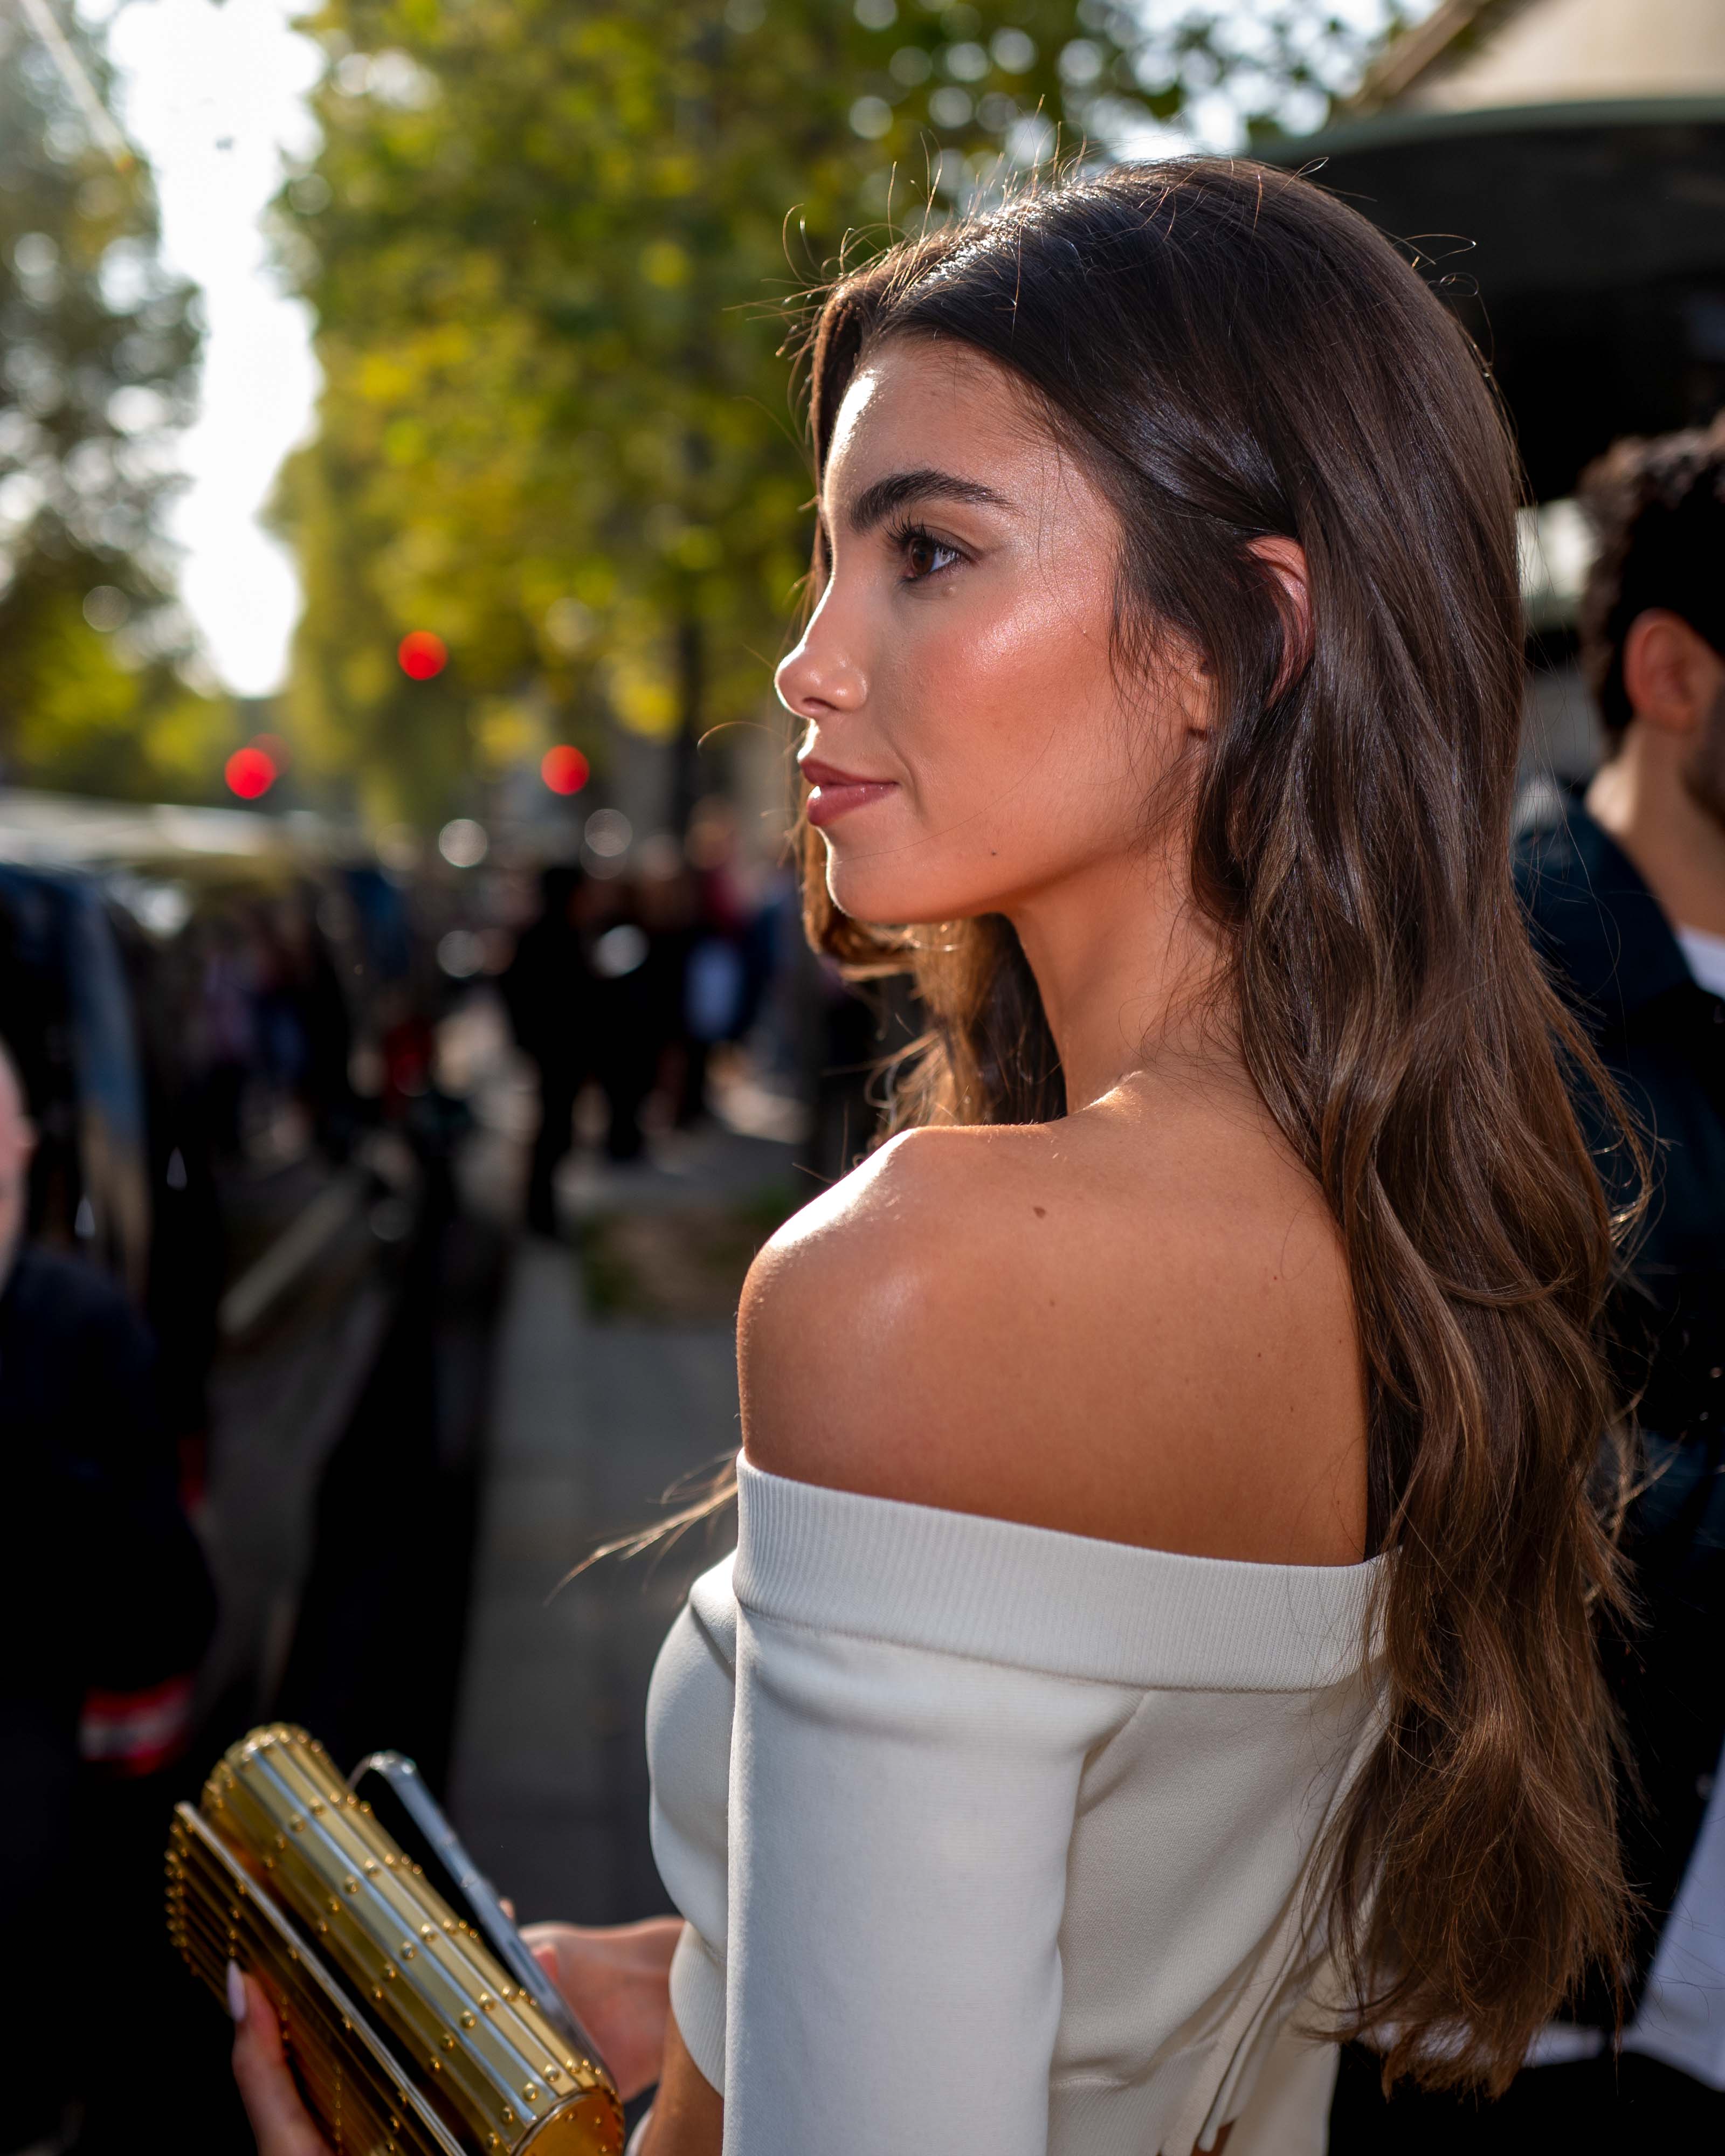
left=886, top=519, right=964, bottom=584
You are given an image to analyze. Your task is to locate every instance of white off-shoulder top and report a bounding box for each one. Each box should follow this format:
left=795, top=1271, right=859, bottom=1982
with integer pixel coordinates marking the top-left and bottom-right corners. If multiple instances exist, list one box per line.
left=646, top=1458, right=1386, bottom=2156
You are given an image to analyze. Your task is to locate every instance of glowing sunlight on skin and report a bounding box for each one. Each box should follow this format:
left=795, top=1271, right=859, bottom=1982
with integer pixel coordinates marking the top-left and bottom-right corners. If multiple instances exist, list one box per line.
left=776, top=339, right=1229, bottom=1111
left=778, top=344, right=1203, bottom=910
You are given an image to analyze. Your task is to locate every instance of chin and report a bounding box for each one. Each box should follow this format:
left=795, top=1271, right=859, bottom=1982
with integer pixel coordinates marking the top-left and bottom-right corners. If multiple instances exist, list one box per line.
left=826, top=859, right=924, bottom=928
left=824, top=849, right=990, bottom=931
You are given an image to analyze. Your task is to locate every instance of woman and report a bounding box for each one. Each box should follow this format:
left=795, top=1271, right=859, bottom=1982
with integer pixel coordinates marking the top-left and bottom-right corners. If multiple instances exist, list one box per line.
left=233, top=158, right=1636, bottom=2155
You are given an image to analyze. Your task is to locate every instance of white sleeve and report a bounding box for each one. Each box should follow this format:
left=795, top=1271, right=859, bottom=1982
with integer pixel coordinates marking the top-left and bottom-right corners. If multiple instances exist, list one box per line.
left=646, top=1565, right=739, bottom=2091
left=721, top=1601, right=1135, bottom=2156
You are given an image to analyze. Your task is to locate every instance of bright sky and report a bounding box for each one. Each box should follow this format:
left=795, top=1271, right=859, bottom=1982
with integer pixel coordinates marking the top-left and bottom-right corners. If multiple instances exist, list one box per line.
left=94, top=0, right=322, bottom=698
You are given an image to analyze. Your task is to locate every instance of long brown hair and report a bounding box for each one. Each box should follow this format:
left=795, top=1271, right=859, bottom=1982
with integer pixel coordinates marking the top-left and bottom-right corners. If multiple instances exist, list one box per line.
left=791, top=160, right=1640, bottom=2095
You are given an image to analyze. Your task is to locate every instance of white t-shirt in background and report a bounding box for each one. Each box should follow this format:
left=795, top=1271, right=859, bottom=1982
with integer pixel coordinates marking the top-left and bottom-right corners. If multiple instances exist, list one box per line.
left=1676, top=922, right=1725, bottom=1000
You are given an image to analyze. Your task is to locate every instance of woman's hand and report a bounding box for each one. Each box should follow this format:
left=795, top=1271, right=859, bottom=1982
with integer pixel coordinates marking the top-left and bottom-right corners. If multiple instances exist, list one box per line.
left=228, top=1965, right=334, bottom=2156
left=521, top=1915, right=682, bottom=2100
left=227, top=1916, right=681, bottom=2149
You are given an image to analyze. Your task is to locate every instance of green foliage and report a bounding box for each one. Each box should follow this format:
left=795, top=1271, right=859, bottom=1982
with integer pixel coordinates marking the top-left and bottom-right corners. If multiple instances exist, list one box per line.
left=0, top=0, right=231, bottom=801
left=275, top=0, right=1403, bottom=824
left=4, top=561, right=233, bottom=797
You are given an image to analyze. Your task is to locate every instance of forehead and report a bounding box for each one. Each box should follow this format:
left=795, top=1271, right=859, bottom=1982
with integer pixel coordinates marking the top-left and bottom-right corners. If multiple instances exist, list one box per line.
left=822, top=338, right=1046, bottom=499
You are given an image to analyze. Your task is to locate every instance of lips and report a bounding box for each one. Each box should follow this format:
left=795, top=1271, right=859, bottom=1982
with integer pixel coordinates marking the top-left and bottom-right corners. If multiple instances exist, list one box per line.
left=799, top=757, right=898, bottom=830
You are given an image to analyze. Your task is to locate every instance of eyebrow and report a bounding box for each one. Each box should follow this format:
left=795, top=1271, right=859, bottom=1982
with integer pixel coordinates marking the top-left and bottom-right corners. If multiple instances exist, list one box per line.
left=842, top=466, right=1010, bottom=535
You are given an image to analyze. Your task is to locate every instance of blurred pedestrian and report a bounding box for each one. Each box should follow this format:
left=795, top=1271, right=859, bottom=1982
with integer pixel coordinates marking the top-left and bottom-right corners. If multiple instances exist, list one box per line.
left=1333, top=416, right=1725, bottom=2147
left=270, top=894, right=357, bottom=1159
left=190, top=917, right=258, bottom=1159
left=587, top=875, right=663, bottom=1164
left=501, top=864, right=596, bottom=1231
left=677, top=800, right=762, bottom=1127
left=0, top=1034, right=217, bottom=2150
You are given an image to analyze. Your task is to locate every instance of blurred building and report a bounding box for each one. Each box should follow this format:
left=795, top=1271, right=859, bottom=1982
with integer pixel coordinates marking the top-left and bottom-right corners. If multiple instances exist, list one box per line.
left=1272, top=0, right=1725, bottom=782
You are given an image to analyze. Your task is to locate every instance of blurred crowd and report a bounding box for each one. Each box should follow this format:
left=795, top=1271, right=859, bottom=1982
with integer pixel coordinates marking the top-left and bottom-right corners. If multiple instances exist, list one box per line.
left=0, top=833, right=444, bottom=2150
left=0, top=779, right=867, bottom=2149
left=504, top=803, right=776, bottom=1215
left=498, top=796, right=876, bottom=1228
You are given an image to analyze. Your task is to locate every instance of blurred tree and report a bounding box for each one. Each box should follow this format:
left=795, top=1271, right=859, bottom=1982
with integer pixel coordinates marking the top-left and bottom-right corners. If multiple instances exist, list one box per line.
left=275, top=0, right=1410, bottom=826
left=0, top=0, right=232, bottom=801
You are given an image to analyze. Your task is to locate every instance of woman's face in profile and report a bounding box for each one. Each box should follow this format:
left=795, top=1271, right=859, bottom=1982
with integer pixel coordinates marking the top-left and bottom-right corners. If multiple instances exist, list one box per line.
left=776, top=338, right=1204, bottom=930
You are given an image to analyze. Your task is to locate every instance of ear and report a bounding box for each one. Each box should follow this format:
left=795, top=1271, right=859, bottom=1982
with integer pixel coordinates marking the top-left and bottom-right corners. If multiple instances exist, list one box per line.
left=1248, top=536, right=1313, bottom=692
left=1622, top=609, right=1725, bottom=737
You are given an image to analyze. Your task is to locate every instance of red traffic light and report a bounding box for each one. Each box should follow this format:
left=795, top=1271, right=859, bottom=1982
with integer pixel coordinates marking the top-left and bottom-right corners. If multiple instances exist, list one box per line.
left=398, top=630, right=447, bottom=681
left=225, top=745, right=276, bottom=800
left=541, top=744, right=590, bottom=795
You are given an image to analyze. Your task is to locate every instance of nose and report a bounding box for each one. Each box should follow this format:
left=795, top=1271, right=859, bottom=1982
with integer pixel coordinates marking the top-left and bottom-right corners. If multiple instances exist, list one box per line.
left=774, top=590, right=867, bottom=721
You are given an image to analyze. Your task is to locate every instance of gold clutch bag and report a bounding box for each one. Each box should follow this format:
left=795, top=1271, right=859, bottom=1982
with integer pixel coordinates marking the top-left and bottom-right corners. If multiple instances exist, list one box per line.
left=165, top=1724, right=623, bottom=2155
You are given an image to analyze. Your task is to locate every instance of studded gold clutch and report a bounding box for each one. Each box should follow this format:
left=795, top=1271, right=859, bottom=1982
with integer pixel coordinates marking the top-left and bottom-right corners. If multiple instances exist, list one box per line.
left=165, top=1724, right=623, bottom=2155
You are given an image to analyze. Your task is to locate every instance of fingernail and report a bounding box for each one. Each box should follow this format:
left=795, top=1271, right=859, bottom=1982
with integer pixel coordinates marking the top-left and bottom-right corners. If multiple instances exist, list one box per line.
left=226, top=1960, right=248, bottom=2024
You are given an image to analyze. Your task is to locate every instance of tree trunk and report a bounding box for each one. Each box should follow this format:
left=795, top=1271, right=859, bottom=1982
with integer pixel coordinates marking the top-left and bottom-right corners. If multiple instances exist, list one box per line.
left=672, top=610, right=705, bottom=834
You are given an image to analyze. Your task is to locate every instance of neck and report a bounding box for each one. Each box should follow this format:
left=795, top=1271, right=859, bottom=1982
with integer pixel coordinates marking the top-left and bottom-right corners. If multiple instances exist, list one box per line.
left=1005, top=840, right=1237, bottom=1112
left=1586, top=726, right=1725, bottom=938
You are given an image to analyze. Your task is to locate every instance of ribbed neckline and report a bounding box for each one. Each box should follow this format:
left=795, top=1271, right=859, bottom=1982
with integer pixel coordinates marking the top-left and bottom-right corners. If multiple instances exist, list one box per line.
left=734, top=1457, right=1386, bottom=1695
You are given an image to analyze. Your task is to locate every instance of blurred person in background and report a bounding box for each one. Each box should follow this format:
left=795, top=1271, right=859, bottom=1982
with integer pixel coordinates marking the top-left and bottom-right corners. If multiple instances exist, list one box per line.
left=678, top=798, right=756, bottom=1125
left=587, top=867, right=667, bottom=1165
left=261, top=895, right=357, bottom=1162
left=502, top=863, right=597, bottom=1231
left=190, top=914, right=259, bottom=1160
left=1333, top=418, right=1725, bottom=2146
left=631, top=833, right=701, bottom=1124
left=0, top=1034, right=217, bottom=2152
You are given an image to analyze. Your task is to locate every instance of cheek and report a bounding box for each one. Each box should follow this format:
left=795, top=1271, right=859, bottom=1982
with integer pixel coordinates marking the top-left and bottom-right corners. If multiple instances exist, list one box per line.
left=825, top=584, right=1150, bottom=923
left=900, top=586, right=1122, bottom=803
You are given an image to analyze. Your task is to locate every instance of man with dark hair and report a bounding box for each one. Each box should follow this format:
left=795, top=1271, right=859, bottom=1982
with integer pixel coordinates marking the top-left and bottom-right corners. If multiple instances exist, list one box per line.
left=1549, top=420, right=1725, bottom=2121
left=1581, top=417, right=1725, bottom=758
left=1331, top=420, right=1725, bottom=2147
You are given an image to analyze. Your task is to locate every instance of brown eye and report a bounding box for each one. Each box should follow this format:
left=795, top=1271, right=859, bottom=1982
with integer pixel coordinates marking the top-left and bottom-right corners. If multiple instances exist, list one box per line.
left=900, top=529, right=960, bottom=581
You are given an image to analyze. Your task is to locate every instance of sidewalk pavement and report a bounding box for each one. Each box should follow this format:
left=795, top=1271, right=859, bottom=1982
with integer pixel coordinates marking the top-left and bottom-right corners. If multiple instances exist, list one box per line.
left=447, top=1124, right=800, bottom=1925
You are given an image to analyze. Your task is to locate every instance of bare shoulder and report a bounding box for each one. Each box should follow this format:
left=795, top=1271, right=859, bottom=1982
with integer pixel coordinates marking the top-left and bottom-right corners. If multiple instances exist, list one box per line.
left=740, top=1095, right=1368, bottom=1565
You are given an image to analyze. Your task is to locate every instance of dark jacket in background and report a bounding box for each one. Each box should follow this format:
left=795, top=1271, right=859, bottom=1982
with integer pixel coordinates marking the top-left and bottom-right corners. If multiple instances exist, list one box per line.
left=0, top=1247, right=216, bottom=1899
left=1516, top=796, right=1725, bottom=2009
left=0, top=1246, right=217, bottom=2146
